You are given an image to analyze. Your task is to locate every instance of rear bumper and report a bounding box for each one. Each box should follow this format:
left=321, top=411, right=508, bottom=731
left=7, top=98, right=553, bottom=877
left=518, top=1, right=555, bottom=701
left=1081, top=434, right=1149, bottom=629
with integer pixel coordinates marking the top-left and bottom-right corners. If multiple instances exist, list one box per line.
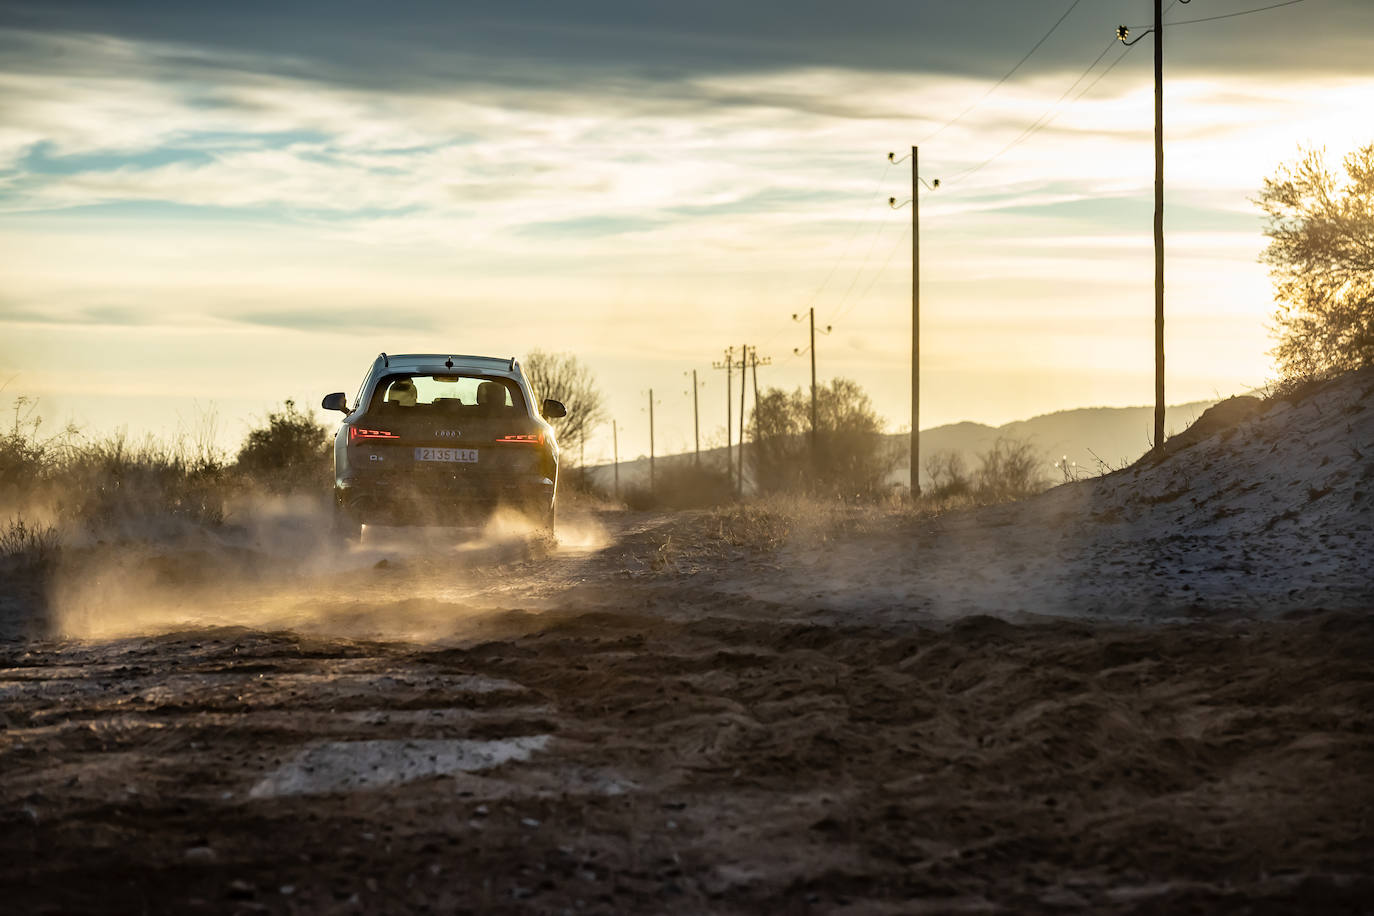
left=336, top=473, right=555, bottom=525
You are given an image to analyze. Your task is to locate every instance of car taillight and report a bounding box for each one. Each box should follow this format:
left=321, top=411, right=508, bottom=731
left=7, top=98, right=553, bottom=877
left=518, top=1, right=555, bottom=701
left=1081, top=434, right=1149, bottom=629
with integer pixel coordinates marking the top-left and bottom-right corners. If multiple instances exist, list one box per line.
left=496, top=433, right=544, bottom=445
left=350, top=427, right=398, bottom=442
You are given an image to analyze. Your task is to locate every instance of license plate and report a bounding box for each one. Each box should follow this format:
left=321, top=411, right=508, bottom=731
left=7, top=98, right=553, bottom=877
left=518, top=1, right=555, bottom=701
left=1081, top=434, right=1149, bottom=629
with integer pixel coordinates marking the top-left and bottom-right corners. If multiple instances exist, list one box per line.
left=414, top=447, right=479, bottom=463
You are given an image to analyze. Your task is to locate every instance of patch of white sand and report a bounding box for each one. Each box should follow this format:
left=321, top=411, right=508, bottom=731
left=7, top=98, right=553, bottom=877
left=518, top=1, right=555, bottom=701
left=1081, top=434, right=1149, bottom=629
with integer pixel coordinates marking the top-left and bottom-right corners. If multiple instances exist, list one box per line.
left=248, top=735, right=552, bottom=798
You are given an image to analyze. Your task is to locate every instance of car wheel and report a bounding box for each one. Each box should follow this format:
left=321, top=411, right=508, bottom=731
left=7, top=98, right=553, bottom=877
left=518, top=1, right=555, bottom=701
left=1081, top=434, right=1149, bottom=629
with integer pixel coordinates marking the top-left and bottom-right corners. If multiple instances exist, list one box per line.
left=332, top=500, right=362, bottom=543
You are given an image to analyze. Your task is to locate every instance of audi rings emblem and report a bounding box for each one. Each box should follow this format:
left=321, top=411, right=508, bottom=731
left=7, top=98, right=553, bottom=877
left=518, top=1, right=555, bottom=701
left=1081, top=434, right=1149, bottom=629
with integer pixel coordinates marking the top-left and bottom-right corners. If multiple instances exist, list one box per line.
left=435, top=429, right=461, bottom=439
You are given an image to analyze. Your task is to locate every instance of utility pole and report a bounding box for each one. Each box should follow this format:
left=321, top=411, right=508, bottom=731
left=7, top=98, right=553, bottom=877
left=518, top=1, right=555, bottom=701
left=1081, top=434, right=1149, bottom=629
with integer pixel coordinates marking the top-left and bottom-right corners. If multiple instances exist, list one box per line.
left=712, top=347, right=735, bottom=489
left=1118, top=0, right=1186, bottom=452
left=612, top=419, right=619, bottom=500
left=750, top=346, right=771, bottom=451
left=684, top=369, right=704, bottom=465
left=648, top=388, right=656, bottom=497
left=889, top=148, right=938, bottom=497
left=734, top=346, right=771, bottom=495
left=737, top=340, right=747, bottom=495
left=911, top=146, right=921, bottom=496
left=793, top=308, right=831, bottom=469
left=1152, top=0, right=1166, bottom=452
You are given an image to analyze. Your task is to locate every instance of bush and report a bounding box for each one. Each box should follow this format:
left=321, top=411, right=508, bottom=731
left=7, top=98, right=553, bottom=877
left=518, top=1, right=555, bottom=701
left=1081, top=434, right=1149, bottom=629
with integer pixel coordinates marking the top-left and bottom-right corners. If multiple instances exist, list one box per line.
left=59, top=434, right=226, bottom=529
left=750, top=378, right=895, bottom=499
left=973, top=438, right=1049, bottom=503
left=0, top=517, right=60, bottom=567
left=234, top=399, right=333, bottom=494
left=1, top=397, right=229, bottom=537
left=1259, top=142, right=1374, bottom=380
left=919, top=439, right=1048, bottom=507
left=624, top=461, right=734, bottom=511
left=924, top=449, right=972, bottom=499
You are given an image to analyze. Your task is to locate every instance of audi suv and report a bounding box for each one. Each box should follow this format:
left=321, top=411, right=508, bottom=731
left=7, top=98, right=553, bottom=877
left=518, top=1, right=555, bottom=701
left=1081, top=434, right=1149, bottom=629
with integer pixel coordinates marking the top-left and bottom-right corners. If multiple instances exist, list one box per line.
left=321, top=353, right=565, bottom=539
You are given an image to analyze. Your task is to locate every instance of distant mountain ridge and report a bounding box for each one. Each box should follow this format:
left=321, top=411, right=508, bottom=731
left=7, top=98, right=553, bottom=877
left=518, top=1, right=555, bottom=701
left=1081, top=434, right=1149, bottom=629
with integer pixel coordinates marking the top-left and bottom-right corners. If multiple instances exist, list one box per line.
left=587, top=397, right=1222, bottom=492
left=909, top=397, right=1220, bottom=485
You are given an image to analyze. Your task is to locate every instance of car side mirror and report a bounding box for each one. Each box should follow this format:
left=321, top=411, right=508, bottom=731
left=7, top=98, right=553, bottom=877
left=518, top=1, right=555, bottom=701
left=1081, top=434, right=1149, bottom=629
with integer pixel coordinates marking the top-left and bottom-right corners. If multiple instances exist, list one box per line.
left=541, top=399, right=567, bottom=419
left=322, top=392, right=349, bottom=414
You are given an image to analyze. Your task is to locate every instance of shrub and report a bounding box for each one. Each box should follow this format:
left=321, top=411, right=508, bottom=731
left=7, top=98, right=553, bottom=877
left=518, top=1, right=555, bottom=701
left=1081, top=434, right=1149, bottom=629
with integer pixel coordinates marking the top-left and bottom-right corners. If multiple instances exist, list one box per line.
left=924, top=449, right=972, bottom=499
left=0, top=517, right=60, bottom=567
left=234, top=399, right=333, bottom=494
left=1259, top=142, right=1374, bottom=380
left=58, top=433, right=226, bottom=529
left=750, top=378, right=895, bottom=499
left=974, top=437, right=1049, bottom=503
left=623, top=461, right=734, bottom=511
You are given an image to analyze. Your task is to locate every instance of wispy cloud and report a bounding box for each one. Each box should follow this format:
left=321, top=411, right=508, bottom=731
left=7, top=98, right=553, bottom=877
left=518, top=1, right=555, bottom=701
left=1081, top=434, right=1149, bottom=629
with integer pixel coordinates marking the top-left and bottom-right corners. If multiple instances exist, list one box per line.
left=0, top=12, right=1370, bottom=449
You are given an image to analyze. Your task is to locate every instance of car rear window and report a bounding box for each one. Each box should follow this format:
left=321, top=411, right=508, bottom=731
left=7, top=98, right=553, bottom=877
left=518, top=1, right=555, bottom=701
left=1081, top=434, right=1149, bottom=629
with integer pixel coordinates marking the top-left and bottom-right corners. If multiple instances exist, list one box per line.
left=367, top=374, right=525, bottom=416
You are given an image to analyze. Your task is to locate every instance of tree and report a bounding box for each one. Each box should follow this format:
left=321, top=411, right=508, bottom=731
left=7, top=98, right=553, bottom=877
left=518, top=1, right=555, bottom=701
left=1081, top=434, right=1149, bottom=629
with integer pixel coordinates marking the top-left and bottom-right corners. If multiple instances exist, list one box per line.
left=1258, top=143, right=1374, bottom=379
left=750, top=377, right=895, bottom=498
left=234, top=399, right=332, bottom=493
left=924, top=449, right=970, bottom=499
left=522, top=350, right=607, bottom=463
left=973, top=437, right=1047, bottom=503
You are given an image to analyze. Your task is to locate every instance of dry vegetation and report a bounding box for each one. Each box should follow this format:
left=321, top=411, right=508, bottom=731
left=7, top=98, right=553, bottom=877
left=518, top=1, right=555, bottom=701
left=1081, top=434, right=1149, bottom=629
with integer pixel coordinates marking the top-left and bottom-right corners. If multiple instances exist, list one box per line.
left=0, top=398, right=331, bottom=566
left=1, top=369, right=1371, bottom=914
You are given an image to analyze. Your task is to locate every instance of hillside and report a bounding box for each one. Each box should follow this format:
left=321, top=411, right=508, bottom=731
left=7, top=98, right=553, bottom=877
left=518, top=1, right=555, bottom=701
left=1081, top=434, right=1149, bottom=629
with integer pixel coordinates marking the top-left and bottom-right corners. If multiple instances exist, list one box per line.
left=587, top=396, right=1220, bottom=492
left=717, top=366, right=1374, bottom=621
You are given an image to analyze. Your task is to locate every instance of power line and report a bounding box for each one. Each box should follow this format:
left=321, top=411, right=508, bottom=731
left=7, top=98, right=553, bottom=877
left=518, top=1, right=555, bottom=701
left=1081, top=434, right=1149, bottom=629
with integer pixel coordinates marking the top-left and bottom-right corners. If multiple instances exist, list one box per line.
left=966, top=0, right=1309, bottom=184
left=1165, top=0, right=1309, bottom=26
left=755, top=159, right=894, bottom=356
left=830, top=222, right=910, bottom=329
left=773, top=0, right=1311, bottom=356
left=817, top=196, right=899, bottom=326
left=1067, top=41, right=1133, bottom=104
left=970, top=40, right=1135, bottom=176
left=795, top=161, right=893, bottom=315
left=952, top=37, right=1122, bottom=183
left=921, top=0, right=1086, bottom=144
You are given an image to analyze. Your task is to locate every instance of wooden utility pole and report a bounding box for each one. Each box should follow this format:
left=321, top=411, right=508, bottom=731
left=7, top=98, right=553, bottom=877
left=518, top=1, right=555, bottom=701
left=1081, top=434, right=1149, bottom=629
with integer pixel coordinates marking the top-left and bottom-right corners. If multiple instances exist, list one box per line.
left=737, top=340, right=747, bottom=495
left=793, top=309, right=830, bottom=470
left=648, top=388, right=656, bottom=497
left=911, top=144, right=922, bottom=496
left=712, top=348, right=735, bottom=489
left=612, top=419, right=619, bottom=500
left=743, top=347, right=772, bottom=493
left=751, top=349, right=762, bottom=446
left=889, top=146, right=936, bottom=494
left=1119, top=1, right=1177, bottom=452
left=809, top=310, right=818, bottom=457
left=1152, top=0, right=1166, bottom=452
left=690, top=369, right=701, bottom=465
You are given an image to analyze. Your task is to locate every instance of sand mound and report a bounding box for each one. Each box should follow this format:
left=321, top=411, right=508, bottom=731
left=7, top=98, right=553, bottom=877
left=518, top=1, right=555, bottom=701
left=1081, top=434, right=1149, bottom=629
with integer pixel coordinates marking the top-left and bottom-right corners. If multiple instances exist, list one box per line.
left=730, top=367, right=1374, bottom=621
left=1094, top=367, right=1373, bottom=541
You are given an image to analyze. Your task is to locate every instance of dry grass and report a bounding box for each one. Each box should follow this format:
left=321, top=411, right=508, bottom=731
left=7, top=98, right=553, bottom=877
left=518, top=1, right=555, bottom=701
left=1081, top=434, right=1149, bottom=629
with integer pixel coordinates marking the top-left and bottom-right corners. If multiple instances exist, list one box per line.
left=700, top=479, right=1061, bottom=557
left=0, top=399, right=331, bottom=550
left=0, top=517, right=60, bottom=566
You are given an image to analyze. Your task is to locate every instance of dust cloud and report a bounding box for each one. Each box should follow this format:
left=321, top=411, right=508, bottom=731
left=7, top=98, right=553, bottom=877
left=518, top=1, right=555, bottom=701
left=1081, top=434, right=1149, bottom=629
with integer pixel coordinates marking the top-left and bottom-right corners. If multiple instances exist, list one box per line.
left=48, top=497, right=609, bottom=642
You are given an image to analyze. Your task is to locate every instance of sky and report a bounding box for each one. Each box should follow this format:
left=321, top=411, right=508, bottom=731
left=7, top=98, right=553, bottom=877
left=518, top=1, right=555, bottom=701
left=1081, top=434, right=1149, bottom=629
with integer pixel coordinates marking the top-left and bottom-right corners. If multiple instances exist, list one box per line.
left=1, top=0, right=1372, bottom=463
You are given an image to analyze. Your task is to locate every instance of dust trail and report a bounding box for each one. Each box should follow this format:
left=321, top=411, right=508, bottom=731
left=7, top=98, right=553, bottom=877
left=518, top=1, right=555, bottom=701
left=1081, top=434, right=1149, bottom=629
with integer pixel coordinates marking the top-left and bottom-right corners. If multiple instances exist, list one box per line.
left=48, top=498, right=611, bottom=642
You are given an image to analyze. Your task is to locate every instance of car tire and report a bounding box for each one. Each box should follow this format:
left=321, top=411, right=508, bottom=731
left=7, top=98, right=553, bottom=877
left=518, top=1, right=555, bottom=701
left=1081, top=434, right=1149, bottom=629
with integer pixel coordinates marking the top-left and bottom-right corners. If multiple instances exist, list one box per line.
left=539, top=500, right=556, bottom=539
left=333, top=499, right=362, bottom=544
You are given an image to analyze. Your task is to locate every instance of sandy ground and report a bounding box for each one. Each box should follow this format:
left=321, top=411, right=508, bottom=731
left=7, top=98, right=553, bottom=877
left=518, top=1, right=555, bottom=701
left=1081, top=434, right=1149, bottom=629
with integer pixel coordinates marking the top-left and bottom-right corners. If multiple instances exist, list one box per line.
left=2, top=370, right=1373, bottom=914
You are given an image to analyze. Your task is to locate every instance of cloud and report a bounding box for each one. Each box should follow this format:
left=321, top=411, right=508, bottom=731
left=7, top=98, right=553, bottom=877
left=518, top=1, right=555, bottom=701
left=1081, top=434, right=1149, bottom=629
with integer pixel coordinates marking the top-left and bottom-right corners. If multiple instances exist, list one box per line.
left=1, top=13, right=1370, bottom=453
left=7, top=0, right=1372, bottom=93
left=0, top=302, right=159, bottom=328
left=229, top=308, right=439, bottom=334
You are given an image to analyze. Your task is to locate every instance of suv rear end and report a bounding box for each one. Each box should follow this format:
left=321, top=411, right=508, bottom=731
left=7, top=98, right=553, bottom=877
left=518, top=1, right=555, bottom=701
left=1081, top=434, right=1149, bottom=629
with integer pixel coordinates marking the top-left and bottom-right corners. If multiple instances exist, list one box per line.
left=322, top=353, right=564, bottom=539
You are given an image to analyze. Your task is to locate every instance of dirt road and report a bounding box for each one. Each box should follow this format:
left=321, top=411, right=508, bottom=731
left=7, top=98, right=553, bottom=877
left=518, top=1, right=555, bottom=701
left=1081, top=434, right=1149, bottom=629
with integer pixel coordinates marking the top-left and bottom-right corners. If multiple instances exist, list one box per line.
left=2, top=508, right=1373, bottom=914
